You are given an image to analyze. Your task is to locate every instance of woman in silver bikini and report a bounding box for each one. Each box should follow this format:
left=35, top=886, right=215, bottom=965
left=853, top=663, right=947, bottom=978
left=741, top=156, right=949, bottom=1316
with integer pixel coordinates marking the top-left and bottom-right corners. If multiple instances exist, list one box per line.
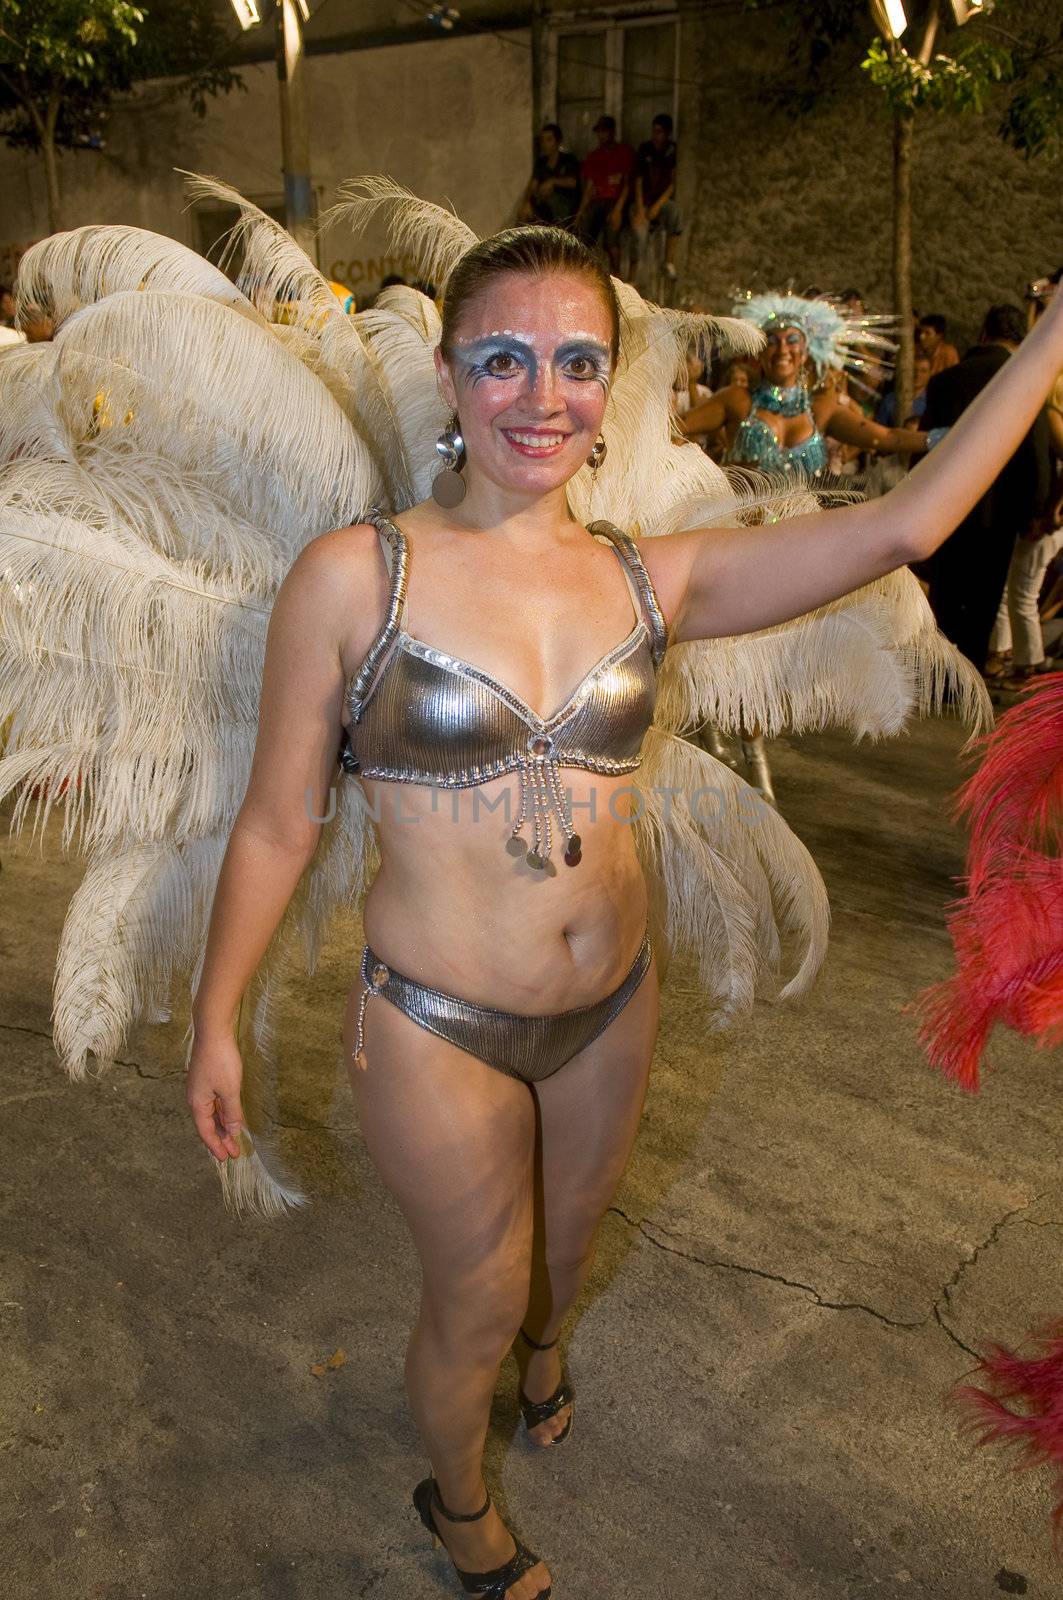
left=185, top=226, right=1063, bottom=1600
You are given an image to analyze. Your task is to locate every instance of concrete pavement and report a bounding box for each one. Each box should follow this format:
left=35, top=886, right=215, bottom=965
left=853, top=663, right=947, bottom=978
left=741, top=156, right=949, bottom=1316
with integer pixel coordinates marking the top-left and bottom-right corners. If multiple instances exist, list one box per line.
left=2, top=715, right=1059, bottom=1600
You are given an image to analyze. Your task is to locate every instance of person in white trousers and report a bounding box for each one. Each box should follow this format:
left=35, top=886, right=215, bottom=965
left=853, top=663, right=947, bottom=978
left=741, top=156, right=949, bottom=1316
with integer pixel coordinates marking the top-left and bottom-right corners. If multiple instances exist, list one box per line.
left=989, top=524, right=1063, bottom=681
left=989, top=362, right=1063, bottom=685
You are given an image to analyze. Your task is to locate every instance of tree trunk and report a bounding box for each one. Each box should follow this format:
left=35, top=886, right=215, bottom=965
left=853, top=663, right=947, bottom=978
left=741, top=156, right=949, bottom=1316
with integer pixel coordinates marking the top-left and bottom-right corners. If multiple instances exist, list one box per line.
left=8, top=75, right=63, bottom=233
left=892, top=108, right=914, bottom=426
left=43, top=87, right=63, bottom=233
left=42, top=132, right=62, bottom=233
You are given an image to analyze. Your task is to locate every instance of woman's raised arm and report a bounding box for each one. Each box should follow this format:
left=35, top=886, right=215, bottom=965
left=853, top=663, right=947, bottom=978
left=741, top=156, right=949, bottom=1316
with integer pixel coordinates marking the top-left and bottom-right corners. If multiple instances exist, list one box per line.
left=647, top=293, right=1063, bottom=643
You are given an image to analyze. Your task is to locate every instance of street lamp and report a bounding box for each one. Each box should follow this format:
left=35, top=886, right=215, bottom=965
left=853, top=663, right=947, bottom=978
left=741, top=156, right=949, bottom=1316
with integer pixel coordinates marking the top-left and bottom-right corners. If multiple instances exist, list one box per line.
left=230, top=0, right=309, bottom=21
left=950, top=0, right=991, bottom=22
left=227, top=0, right=314, bottom=253
left=871, top=0, right=909, bottom=39
left=872, top=0, right=991, bottom=40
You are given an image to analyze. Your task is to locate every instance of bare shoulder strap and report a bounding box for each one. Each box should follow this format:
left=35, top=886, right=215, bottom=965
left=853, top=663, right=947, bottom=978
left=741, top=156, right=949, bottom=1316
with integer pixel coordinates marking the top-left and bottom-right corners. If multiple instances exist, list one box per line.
left=347, top=508, right=410, bottom=719
left=588, top=520, right=669, bottom=668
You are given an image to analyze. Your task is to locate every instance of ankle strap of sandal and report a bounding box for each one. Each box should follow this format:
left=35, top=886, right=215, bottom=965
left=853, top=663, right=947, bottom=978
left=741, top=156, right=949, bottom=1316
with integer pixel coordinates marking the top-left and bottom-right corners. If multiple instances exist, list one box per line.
left=431, top=1479, right=491, bottom=1523
left=518, top=1325, right=559, bottom=1352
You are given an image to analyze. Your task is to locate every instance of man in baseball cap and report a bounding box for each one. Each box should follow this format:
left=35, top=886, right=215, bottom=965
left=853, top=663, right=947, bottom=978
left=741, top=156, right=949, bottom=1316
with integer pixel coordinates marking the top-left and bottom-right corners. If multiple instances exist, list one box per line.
left=576, top=114, right=635, bottom=273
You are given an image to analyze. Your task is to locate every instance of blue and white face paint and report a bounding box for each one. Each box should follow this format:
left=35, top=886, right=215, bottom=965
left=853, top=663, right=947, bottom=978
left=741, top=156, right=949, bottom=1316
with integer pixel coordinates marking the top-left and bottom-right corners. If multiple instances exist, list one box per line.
left=433, top=271, right=615, bottom=491
left=452, top=331, right=613, bottom=396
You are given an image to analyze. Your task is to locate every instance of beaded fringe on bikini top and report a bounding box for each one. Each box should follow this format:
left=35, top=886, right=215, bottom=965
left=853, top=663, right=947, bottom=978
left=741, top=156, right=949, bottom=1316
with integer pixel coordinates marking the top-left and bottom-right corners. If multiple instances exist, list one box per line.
left=338, top=511, right=669, bottom=870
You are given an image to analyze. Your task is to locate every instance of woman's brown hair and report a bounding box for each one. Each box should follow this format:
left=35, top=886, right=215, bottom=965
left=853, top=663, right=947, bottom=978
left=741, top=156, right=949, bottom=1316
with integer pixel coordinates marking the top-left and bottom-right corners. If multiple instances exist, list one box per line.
left=439, top=226, right=621, bottom=366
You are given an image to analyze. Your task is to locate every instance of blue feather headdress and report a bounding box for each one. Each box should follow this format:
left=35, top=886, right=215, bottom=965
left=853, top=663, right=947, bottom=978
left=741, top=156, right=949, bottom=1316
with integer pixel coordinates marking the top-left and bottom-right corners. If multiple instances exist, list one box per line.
left=732, top=291, right=897, bottom=394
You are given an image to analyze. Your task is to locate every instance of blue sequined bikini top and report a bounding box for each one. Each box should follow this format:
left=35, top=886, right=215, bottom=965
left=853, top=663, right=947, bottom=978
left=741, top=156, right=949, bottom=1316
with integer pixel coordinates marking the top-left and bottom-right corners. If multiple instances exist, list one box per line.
left=337, top=511, right=669, bottom=871
left=727, top=384, right=829, bottom=477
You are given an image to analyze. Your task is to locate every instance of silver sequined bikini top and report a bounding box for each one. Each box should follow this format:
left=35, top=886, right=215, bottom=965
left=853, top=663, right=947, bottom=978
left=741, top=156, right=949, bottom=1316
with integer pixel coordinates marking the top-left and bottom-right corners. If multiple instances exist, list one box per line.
left=337, top=510, right=669, bottom=871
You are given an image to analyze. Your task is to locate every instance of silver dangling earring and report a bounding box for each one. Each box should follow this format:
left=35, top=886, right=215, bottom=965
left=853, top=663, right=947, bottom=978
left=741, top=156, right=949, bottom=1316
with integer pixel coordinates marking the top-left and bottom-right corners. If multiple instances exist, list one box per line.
left=432, top=415, right=467, bottom=508
left=587, top=434, right=607, bottom=475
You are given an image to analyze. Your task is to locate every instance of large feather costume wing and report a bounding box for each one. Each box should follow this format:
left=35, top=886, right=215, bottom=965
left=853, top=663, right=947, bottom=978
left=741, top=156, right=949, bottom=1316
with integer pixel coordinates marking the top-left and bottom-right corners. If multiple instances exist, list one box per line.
left=1, top=229, right=389, bottom=1216
left=1, top=177, right=989, bottom=1218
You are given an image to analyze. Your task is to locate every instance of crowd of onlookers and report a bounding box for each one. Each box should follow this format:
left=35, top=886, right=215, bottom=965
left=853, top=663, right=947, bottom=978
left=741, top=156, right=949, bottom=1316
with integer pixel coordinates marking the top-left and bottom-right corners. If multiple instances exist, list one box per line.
left=518, top=111, right=682, bottom=286
left=916, top=293, right=1062, bottom=688
left=672, top=281, right=1063, bottom=691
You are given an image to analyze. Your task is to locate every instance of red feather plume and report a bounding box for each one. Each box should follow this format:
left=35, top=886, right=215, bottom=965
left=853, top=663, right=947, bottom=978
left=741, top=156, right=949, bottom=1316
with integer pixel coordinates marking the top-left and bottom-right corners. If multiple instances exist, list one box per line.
left=915, top=673, right=1063, bottom=1088
left=914, top=675, right=1063, bottom=1544
left=956, top=1326, right=1063, bottom=1539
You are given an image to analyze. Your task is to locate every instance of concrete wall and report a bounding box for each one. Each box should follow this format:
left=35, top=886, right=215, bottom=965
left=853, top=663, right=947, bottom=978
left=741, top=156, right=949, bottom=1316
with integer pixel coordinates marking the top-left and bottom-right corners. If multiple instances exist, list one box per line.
left=0, top=30, right=532, bottom=297
left=679, top=7, right=1062, bottom=344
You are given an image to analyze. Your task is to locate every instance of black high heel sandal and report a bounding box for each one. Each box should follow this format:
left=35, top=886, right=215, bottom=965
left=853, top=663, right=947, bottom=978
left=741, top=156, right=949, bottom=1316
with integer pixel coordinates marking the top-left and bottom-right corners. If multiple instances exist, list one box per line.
left=516, top=1326, right=575, bottom=1447
left=412, top=1475, right=551, bottom=1599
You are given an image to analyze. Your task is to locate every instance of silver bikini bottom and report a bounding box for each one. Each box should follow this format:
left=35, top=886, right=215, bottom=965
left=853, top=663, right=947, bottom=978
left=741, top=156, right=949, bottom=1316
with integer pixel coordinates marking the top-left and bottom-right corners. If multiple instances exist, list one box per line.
left=351, top=931, right=652, bottom=1084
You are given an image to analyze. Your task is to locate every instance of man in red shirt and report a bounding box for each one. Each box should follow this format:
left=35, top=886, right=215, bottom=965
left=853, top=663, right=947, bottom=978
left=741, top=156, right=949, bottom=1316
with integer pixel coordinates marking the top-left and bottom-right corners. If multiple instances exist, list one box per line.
left=576, top=115, right=635, bottom=273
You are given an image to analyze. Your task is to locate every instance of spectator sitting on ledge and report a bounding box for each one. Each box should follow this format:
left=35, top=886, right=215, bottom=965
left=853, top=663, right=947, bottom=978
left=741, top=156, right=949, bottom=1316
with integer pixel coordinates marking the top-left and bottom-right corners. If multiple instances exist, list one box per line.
left=520, top=124, right=581, bottom=230
left=630, top=112, right=683, bottom=283
left=576, top=115, right=635, bottom=274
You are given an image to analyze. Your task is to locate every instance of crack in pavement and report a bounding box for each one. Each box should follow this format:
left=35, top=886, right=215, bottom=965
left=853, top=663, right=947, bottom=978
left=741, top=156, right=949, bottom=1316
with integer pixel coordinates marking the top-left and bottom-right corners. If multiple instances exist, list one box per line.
left=0, top=1020, right=58, bottom=1042
left=931, top=1305, right=980, bottom=1361
left=931, top=1200, right=1045, bottom=1360
left=608, top=1197, right=1044, bottom=1354
left=607, top=1206, right=923, bottom=1330
left=935, top=1202, right=1034, bottom=1309
left=0, top=1019, right=180, bottom=1081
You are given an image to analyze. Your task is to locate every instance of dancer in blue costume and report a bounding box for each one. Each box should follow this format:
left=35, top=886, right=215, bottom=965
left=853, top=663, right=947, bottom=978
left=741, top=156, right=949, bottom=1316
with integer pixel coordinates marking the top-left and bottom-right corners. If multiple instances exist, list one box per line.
left=679, top=293, right=929, bottom=797
left=680, top=292, right=926, bottom=477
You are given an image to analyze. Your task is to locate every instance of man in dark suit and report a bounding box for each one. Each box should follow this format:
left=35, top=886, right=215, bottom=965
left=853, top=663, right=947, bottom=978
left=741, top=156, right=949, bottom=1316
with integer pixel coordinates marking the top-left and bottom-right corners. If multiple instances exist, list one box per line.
left=919, top=303, right=1053, bottom=669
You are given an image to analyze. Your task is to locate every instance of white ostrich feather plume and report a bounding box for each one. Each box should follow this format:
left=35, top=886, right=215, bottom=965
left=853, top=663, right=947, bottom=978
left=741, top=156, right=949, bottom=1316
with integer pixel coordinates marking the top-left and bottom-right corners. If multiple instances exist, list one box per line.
left=213, top=1132, right=308, bottom=1220
left=48, top=289, right=382, bottom=539
left=54, top=837, right=226, bottom=1078
left=325, top=175, right=479, bottom=296
left=0, top=508, right=266, bottom=849
left=655, top=569, right=991, bottom=742
left=354, top=287, right=449, bottom=508
left=634, top=728, right=830, bottom=1015
left=15, top=222, right=252, bottom=329
left=179, top=172, right=409, bottom=502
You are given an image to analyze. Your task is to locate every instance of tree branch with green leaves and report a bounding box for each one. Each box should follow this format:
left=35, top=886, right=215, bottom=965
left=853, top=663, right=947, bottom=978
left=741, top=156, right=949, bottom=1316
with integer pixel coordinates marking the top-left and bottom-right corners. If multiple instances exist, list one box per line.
left=0, top=0, right=244, bottom=233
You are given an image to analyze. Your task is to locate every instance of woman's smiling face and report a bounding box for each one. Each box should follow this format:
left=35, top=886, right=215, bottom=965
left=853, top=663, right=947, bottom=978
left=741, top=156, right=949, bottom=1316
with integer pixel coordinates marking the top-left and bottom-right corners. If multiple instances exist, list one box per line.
left=762, top=322, right=807, bottom=385
left=435, top=271, right=615, bottom=497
